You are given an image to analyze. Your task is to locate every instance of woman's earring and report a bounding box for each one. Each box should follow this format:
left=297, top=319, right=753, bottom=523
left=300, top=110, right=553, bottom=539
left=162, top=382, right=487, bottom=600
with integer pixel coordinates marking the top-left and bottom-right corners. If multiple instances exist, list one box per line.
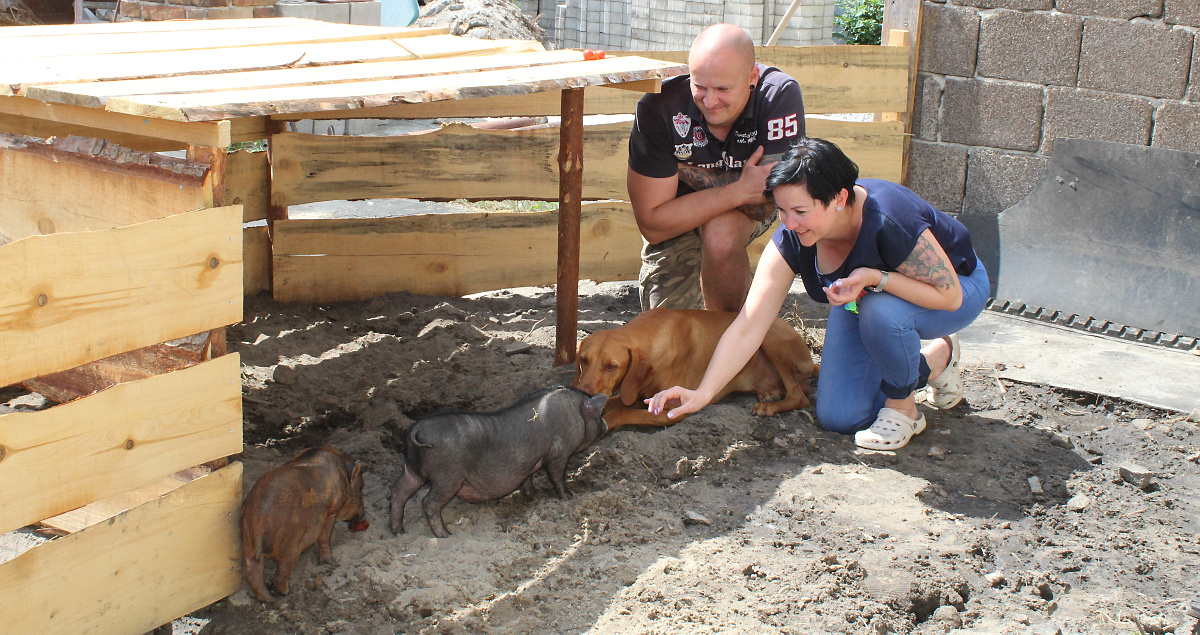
left=837, top=206, right=843, bottom=211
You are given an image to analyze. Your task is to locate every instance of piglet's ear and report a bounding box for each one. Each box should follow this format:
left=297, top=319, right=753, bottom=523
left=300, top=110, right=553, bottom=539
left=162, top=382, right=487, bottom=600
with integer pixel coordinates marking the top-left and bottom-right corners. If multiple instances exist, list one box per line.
left=351, top=461, right=363, bottom=481
left=583, top=393, right=608, bottom=419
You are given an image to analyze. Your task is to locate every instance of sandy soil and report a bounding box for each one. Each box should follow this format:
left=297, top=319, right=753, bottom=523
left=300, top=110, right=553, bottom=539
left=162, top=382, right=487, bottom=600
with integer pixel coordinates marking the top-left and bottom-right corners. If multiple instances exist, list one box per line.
left=192, top=280, right=1200, bottom=635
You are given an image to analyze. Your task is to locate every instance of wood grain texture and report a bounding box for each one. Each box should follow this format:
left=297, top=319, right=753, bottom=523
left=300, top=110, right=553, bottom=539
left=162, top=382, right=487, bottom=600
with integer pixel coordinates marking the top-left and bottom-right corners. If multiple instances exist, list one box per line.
left=0, top=96, right=231, bottom=147
left=244, top=225, right=270, bottom=296
left=277, top=44, right=907, bottom=120
left=5, top=35, right=541, bottom=95
left=270, top=121, right=630, bottom=206
left=0, top=206, right=244, bottom=386
left=0, top=462, right=243, bottom=635
left=0, top=354, right=243, bottom=535
left=227, top=148, right=270, bottom=223
left=272, top=203, right=643, bottom=302
left=0, top=134, right=212, bottom=241
left=270, top=118, right=900, bottom=206
left=100, top=56, right=687, bottom=121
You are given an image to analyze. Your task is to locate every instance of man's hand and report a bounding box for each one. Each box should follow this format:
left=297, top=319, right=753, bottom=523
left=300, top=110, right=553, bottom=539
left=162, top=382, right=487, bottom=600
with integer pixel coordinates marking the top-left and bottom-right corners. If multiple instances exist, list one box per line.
left=675, top=146, right=776, bottom=222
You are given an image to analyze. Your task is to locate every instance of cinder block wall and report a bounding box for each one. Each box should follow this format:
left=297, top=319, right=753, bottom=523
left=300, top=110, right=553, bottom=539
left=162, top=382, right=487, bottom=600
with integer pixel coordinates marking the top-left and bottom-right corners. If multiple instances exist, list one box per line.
left=116, top=0, right=380, bottom=23
left=514, top=0, right=835, bottom=50
left=908, top=0, right=1199, bottom=218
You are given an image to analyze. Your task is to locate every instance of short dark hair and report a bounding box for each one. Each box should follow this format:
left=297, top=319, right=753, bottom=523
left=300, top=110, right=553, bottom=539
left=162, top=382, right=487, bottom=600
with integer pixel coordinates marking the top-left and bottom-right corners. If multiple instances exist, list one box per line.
left=764, top=137, right=860, bottom=206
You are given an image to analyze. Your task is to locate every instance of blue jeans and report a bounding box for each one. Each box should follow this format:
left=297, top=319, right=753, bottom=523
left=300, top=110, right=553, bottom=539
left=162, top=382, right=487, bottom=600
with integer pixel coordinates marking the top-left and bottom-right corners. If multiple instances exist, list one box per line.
left=815, top=259, right=990, bottom=434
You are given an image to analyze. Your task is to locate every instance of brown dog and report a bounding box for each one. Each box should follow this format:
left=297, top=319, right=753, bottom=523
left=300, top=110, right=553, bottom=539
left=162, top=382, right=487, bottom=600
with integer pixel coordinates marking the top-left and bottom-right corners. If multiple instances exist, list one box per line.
left=573, top=308, right=818, bottom=429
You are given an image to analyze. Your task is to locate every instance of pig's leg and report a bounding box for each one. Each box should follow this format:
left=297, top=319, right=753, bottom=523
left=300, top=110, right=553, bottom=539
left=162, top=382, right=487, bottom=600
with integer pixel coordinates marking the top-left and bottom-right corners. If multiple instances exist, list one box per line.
left=244, top=553, right=274, bottom=603
left=520, top=474, right=536, bottom=500
left=389, top=468, right=426, bottom=535
left=317, top=513, right=338, bottom=566
left=421, top=477, right=463, bottom=538
left=272, top=552, right=301, bottom=596
left=544, top=459, right=571, bottom=499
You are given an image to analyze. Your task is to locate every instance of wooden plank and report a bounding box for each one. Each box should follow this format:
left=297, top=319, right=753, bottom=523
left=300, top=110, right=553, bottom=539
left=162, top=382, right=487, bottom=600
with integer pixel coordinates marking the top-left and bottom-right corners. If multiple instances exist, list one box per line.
left=271, top=45, right=907, bottom=120
left=0, top=462, right=242, bottom=634
left=272, top=204, right=643, bottom=302
left=0, top=22, right=444, bottom=60
left=0, top=16, right=337, bottom=37
left=5, top=36, right=545, bottom=95
left=227, top=148, right=270, bottom=223
left=0, top=112, right=187, bottom=152
left=0, top=206, right=244, bottom=386
left=244, top=225, right=270, bottom=296
left=27, top=50, right=586, bottom=110
left=0, top=354, right=243, bottom=535
left=270, top=121, right=631, bottom=206
left=102, top=56, right=688, bottom=121
left=0, top=96, right=231, bottom=147
left=270, top=118, right=900, bottom=206
left=805, top=118, right=905, bottom=183
left=0, top=133, right=211, bottom=241
left=36, top=466, right=208, bottom=536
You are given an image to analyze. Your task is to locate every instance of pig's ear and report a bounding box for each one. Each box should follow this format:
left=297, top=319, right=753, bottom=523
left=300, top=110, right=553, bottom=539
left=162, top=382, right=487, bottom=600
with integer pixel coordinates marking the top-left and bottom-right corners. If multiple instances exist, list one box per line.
left=620, top=346, right=652, bottom=407
left=583, top=393, right=608, bottom=419
left=351, top=461, right=363, bottom=481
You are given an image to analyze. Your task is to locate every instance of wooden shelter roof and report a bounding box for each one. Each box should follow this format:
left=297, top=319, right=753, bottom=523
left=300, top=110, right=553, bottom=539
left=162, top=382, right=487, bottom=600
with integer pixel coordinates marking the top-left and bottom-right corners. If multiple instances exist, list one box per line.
left=0, top=17, right=687, bottom=122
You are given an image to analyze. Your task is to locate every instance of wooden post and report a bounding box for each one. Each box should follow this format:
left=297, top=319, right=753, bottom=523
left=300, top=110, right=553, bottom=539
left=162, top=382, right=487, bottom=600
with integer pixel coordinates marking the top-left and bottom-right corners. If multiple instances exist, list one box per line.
left=266, top=119, right=290, bottom=294
left=555, top=87, right=584, bottom=367
left=882, top=0, right=924, bottom=186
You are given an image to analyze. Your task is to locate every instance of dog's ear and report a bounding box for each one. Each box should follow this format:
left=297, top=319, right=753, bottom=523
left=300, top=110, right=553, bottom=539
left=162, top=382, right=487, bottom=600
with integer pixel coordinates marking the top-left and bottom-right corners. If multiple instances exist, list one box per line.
left=620, top=344, right=653, bottom=407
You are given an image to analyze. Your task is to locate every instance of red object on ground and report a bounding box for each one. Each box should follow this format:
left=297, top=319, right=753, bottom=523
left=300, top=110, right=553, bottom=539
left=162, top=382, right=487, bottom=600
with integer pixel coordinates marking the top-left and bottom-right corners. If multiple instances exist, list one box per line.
left=582, top=49, right=606, bottom=61
left=349, top=519, right=370, bottom=531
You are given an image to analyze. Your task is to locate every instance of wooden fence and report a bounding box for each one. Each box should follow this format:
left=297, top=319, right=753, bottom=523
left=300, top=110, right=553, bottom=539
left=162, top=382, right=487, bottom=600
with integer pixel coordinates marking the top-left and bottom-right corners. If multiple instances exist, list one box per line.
left=260, top=43, right=911, bottom=302
left=0, top=134, right=245, bottom=633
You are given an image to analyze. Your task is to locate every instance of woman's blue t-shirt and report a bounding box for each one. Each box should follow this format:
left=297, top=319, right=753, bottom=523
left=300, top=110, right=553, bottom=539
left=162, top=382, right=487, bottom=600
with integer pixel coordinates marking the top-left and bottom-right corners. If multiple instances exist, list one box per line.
left=772, top=179, right=977, bottom=303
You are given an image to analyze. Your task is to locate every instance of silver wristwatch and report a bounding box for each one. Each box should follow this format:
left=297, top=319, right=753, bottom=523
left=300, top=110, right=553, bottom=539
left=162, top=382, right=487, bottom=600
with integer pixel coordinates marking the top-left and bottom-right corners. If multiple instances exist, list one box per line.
left=868, top=270, right=889, bottom=293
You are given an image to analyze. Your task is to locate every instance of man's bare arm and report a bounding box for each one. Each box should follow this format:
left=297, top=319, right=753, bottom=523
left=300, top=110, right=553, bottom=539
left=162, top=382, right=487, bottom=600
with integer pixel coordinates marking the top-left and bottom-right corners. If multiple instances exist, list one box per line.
left=676, top=160, right=780, bottom=222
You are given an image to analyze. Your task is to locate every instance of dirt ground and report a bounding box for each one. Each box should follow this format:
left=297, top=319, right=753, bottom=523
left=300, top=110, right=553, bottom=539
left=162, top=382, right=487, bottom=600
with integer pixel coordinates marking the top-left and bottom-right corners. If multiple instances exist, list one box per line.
left=191, top=280, right=1200, bottom=635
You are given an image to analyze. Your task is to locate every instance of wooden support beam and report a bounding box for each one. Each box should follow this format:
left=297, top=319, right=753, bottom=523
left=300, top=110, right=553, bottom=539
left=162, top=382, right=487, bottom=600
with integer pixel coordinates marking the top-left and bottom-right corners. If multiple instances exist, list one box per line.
left=267, top=119, right=289, bottom=294
left=0, top=462, right=243, bottom=634
left=556, top=87, right=584, bottom=367
left=0, top=96, right=231, bottom=148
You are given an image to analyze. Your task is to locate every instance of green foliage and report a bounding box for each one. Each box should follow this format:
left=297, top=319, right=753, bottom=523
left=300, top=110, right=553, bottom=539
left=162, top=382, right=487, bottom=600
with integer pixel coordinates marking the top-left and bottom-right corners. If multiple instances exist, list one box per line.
left=834, top=0, right=884, bottom=46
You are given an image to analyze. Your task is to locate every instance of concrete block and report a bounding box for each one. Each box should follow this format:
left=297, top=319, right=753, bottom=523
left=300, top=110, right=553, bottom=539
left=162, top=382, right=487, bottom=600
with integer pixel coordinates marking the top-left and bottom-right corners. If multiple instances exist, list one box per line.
left=917, top=3, right=980, bottom=77
left=976, top=10, right=1081, bottom=86
left=1151, top=102, right=1200, bottom=153
left=941, top=78, right=1043, bottom=152
left=1079, top=18, right=1193, bottom=99
left=911, top=73, right=942, bottom=141
left=906, top=141, right=967, bottom=214
left=955, top=0, right=1050, bottom=8
left=349, top=0, right=380, bottom=25
left=1041, top=87, right=1153, bottom=154
left=1165, top=0, right=1200, bottom=25
left=964, top=148, right=1048, bottom=215
left=252, top=6, right=278, bottom=17
left=1055, top=0, right=1162, bottom=19
left=1193, top=39, right=1200, bottom=102
left=312, top=0, right=349, bottom=22
left=276, top=0, right=317, bottom=18
left=1117, top=461, right=1154, bottom=490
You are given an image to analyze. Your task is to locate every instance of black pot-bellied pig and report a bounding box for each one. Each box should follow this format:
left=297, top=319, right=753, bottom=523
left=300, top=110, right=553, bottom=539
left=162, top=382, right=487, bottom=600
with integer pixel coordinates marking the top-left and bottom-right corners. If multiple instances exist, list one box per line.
left=389, top=386, right=608, bottom=538
left=242, top=447, right=365, bottom=603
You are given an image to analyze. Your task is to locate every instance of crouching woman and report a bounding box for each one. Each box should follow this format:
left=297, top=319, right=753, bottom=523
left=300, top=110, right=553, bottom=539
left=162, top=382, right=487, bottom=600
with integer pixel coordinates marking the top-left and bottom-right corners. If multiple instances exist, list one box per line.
left=646, top=137, right=990, bottom=450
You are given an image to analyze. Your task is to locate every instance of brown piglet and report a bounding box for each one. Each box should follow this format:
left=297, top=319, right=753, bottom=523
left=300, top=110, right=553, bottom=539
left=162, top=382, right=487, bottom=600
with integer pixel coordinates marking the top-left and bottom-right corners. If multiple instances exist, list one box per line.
left=241, top=447, right=365, bottom=603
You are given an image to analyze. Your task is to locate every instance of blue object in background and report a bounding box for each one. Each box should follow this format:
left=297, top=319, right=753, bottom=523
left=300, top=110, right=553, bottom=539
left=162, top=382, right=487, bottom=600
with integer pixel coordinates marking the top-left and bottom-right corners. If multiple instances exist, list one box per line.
left=381, top=0, right=419, bottom=26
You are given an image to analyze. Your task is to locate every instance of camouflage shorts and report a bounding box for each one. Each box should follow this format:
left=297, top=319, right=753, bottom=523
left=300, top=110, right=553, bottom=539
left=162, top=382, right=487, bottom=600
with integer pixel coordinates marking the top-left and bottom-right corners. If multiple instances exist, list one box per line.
left=638, top=216, right=777, bottom=312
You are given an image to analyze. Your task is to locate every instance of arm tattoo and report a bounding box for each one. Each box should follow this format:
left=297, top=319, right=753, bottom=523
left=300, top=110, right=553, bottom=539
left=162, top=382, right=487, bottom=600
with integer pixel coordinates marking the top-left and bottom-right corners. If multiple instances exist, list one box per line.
left=675, top=165, right=775, bottom=221
left=676, top=164, right=738, bottom=191
left=896, top=234, right=958, bottom=291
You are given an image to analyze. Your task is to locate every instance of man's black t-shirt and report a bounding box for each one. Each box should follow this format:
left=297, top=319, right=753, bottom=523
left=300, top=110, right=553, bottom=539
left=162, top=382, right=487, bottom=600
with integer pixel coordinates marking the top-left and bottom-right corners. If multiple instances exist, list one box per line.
left=628, top=62, right=805, bottom=196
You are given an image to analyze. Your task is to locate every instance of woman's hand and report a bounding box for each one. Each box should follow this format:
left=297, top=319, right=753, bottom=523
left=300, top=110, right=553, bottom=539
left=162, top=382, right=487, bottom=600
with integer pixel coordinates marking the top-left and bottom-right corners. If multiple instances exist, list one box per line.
left=645, top=386, right=710, bottom=421
left=823, top=268, right=880, bottom=306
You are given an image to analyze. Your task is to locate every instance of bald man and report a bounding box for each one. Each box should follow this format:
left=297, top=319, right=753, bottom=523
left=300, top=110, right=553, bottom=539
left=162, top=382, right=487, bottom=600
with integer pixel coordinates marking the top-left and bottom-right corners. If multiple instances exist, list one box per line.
left=628, top=23, right=805, bottom=312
